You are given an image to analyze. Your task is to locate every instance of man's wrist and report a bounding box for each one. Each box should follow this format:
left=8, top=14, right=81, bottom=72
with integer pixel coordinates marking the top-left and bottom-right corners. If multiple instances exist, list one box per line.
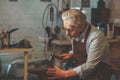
left=64, top=70, right=78, bottom=78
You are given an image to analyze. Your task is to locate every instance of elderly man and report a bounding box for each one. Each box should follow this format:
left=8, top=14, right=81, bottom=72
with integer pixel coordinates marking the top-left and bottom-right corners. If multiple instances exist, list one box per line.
left=47, top=9, right=112, bottom=80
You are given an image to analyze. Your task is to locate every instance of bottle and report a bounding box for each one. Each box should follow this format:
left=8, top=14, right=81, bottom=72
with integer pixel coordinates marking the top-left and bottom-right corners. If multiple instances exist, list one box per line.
left=97, top=0, right=105, bottom=8
left=0, top=35, right=3, bottom=50
left=3, top=32, right=9, bottom=48
left=0, top=25, right=3, bottom=49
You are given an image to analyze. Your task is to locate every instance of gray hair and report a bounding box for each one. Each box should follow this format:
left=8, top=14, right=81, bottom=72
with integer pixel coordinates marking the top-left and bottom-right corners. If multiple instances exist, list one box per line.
left=62, top=9, right=86, bottom=27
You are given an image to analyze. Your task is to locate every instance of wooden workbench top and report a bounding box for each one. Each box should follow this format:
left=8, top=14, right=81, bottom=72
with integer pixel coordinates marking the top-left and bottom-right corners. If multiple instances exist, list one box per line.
left=0, top=48, right=33, bottom=53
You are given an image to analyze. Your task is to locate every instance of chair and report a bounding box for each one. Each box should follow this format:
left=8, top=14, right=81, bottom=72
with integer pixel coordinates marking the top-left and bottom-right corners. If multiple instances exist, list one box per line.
left=0, top=59, right=2, bottom=78
left=110, top=41, right=120, bottom=80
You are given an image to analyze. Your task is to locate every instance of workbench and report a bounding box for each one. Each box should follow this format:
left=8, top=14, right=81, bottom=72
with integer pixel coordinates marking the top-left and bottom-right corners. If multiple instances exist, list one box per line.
left=0, top=48, right=33, bottom=80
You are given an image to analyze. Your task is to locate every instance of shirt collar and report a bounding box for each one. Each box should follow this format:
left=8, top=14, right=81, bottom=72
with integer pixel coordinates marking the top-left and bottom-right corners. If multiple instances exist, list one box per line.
left=74, top=24, right=89, bottom=42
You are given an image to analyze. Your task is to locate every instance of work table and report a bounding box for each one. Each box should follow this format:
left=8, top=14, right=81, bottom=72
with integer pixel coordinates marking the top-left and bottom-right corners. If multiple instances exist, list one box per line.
left=0, top=48, right=33, bottom=80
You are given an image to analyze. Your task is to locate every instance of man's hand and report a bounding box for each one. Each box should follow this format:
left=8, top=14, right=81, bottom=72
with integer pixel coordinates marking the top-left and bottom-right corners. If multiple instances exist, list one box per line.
left=59, top=54, right=73, bottom=62
left=47, top=66, right=66, bottom=80
left=46, top=66, right=78, bottom=80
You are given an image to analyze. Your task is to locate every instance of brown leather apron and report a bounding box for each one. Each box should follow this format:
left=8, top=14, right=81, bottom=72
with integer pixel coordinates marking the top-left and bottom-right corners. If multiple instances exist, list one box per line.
left=70, top=25, right=112, bottom=80
left=71, top=26, right=89, bottom=67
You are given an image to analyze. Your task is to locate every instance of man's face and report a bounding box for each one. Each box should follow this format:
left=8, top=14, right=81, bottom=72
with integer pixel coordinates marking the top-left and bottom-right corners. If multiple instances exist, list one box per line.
left=63, top=23, right=82, bottom=38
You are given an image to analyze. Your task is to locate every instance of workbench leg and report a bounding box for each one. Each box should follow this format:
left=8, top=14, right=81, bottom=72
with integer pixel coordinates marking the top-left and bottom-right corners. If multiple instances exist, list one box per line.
left=24, top=52, right=28, bottom=80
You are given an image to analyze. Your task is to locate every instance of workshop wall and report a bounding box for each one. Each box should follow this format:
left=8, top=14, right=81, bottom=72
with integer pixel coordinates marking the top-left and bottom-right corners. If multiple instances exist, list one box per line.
left=0, top=0, right=48, bottom=39
left=0, top=0, right=51, bottom=75
left=0, top=0, right=50, bottom=57
left=0, top=0, right=110, bottom=59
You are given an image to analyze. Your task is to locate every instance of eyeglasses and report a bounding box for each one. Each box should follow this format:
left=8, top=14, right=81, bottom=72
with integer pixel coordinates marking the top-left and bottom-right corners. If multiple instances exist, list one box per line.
left=64, top=23, right=82, bottom=32
left=63, top=26, right=76, bottom=33
left=63, top=22, right=84, bottom=33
